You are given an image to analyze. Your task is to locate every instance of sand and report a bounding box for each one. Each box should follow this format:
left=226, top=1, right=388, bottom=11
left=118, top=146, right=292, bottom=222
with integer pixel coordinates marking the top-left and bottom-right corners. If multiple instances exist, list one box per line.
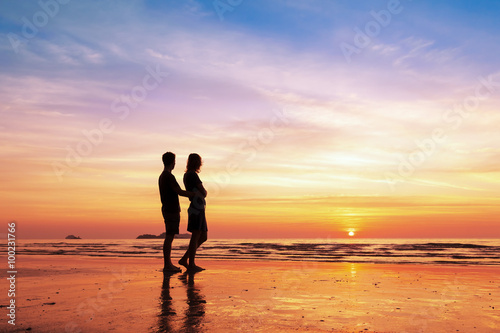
left=2, top=255, right=499, bottom=332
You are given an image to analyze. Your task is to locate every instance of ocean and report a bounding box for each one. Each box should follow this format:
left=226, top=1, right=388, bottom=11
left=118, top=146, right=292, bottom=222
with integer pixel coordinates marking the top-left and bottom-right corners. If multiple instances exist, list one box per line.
left=7, top=238, right=500, bottom=266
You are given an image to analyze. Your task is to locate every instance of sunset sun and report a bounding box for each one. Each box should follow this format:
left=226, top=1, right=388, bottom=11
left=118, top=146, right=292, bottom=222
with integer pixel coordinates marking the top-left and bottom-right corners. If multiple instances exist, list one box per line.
left=348, top=231, right=355, bottom=237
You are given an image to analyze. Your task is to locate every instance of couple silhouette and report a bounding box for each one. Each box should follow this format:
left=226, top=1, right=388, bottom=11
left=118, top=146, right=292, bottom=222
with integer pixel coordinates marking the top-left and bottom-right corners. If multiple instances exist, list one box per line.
left=158, top=152, right=208, bottom=273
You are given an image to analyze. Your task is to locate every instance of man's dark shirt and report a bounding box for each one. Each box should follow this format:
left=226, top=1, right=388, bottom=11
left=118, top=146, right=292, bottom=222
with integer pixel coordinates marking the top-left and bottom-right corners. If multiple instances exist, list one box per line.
left=159, top=171, right=181, bottom=215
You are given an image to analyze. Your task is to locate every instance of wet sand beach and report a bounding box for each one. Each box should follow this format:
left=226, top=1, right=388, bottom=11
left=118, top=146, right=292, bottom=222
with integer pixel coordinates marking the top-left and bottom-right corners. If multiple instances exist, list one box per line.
left=4, top=255, right=500, bottom=332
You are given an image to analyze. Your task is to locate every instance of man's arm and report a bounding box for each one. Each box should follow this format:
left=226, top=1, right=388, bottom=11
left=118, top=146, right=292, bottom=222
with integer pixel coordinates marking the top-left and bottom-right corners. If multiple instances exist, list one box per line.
left=166, top=174, right=195, bottom=199
left=173, top=184, right=195, bottom=199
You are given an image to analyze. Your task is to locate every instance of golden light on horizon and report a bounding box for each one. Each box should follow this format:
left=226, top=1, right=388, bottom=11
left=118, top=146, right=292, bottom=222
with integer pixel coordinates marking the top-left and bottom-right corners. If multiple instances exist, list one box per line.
left=348, top=231, right=355, bottom=237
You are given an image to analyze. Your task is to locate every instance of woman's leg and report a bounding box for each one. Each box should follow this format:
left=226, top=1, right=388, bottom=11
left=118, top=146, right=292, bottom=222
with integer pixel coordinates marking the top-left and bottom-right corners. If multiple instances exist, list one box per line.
left=180, top=230, right=207, bottom=269
left=178, top=242, right=190, bottom=269
left=187, top=230, right=204, bottom=271
left=198, top=231, right=207, bottom=247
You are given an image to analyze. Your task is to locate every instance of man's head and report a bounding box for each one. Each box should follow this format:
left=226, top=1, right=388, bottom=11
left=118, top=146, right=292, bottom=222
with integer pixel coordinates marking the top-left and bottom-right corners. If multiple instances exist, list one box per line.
left=162, top=152, right=176, bottom=169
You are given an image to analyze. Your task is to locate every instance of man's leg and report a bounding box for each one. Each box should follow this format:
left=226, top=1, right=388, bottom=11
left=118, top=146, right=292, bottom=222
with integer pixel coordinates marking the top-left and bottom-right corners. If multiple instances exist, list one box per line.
left=163, top=233, right=180, bottom=271
left=163, top=214, right=181, bottom=272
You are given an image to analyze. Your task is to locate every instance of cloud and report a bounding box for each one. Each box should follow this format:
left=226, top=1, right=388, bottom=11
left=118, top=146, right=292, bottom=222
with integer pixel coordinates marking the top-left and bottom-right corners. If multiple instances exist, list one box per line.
left=2, top=1, right=500, bottom=237
left=24, top=110, right=75, bottom=117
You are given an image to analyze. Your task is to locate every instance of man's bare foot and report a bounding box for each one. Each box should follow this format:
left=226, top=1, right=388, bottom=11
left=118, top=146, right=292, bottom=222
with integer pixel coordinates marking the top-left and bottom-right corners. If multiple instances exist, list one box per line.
left=178, top=258, right=189, bottom=269
left=187, top=265, right=205, bottom=272
left=163, top=265, right=181, bottom=273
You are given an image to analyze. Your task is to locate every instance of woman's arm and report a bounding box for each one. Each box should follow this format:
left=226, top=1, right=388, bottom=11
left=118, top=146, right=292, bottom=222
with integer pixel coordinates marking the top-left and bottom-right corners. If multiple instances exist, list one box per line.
left=196, top=183, right=207, bottom=198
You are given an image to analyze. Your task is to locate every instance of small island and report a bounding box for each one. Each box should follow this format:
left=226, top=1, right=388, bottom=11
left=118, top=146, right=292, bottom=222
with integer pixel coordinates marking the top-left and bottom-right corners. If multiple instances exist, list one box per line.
left=136, top=232, right=190, bottom=239
left=65, top=235, right=81, bottom=239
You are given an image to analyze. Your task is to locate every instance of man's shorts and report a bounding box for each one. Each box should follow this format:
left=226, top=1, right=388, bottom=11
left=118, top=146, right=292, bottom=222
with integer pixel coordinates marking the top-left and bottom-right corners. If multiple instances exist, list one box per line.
left=163, top=213, right=180, bottom=235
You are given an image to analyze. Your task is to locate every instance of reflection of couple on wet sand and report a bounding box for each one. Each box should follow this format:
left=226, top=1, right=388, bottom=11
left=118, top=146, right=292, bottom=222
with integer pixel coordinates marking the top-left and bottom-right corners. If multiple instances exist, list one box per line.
left=157, top=271, right=205, bottom=332
left=159, top=152, right=208, bottom=273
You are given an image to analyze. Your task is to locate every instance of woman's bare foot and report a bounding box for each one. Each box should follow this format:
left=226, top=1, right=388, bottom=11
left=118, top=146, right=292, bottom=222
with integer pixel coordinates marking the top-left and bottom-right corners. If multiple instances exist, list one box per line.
left=163, top=265, right=181, bottom=273
left=178, top=258, right=189, bottom=269
left=187, top=265, right=205, bottom=272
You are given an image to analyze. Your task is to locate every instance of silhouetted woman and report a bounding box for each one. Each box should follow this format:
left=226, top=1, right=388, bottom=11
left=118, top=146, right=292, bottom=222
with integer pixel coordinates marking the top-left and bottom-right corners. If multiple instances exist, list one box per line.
left=179, top=153, right=207, bottom=272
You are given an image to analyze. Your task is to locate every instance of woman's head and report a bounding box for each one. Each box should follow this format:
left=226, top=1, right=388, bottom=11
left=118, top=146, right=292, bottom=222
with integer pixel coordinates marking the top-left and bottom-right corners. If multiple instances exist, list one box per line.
left=186, top=153, right=202, bottom=172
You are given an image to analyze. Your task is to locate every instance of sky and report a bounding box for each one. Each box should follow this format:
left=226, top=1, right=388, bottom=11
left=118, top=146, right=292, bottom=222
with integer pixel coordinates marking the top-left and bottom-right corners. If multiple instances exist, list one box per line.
left=1, top=0, right=499, bottom=239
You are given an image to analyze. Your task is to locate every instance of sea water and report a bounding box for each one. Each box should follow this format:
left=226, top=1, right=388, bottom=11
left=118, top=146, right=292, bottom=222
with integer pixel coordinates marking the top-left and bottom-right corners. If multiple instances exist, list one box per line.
left=5, top=238, right=500, bottom=265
